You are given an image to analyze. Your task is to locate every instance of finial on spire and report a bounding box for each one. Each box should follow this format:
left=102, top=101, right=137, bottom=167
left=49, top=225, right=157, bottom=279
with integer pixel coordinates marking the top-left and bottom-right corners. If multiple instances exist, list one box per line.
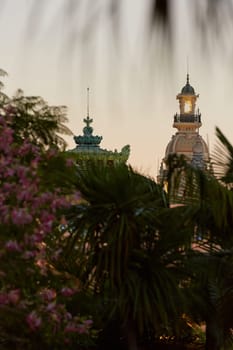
left=87, top=87, right=90, bottom=117
left=83, top=87, right=93, bottom=128
left=186, top=56, right=190, bottom=84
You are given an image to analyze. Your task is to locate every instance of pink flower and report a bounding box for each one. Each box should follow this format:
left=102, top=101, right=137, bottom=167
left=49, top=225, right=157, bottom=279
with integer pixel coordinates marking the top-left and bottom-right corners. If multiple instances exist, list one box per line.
left=37, top=192, right=53, bottom=204
left=70, top=191, right=82, bottom=204
left=62, top=231, right=70, bottom=238
left=40, top=288, right=56, bottom=302
left=46, top=302, right=56, bottom=311
left=64, top=312, right=72, bottom=321
left=66, top=158, right=74, bottom=167
left=22, top=250, right=36, bottom=259
left=31, top=232, right=44, bottom=244
left=76, top=324, right=88, bottom=334
left=51, top=197, right=68, bottom=211
left=26, top=311, right=42, bottom=331
left=39, top=212, right=55, bottom=233
left=50, top=311, right=61, bottom=323
left=30, top=158, right=40, bottom=169
left=11, top=208, right=33, bottom=225
left=17, top=187, right=34, bottom=202
left=52, top=248, right=62, bottom=261
left=64, top=323, right=79, bottom=333
left=3, top=167, right=15, bottom=177
left=0, top=127, right=13, bottom=152
left=2, top=182, right=16, bottom=192
left=36, top=258, right=47, bottom=275
left=36, top=259, right=47, bottom=268
left=5, top=240, right=21, bottom=252
left=46, top=148, right=57, bottom=158
left=60, top=216, right=67, bottom=225
left=16, top=165, right=28, bottom=180
left=83, top=319, right=93, bottom=326
left=61, top=287, right=75, bottom=297
left=0, top=293, right=8, bottom=305
left=8, top=289, right=20, bottom=305
left=17, top=143, right=30, bottom=156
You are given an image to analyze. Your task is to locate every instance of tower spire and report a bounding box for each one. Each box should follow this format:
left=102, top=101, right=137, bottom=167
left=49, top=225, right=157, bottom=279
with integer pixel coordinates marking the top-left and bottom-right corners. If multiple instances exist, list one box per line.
left=87, top=87, right=90, bottom=117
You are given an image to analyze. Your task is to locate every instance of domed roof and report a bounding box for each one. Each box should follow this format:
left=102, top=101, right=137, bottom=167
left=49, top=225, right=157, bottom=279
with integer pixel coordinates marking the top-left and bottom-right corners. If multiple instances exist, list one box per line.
left=192, top=138, right=203, bottom=154
left=165, top=133, right=209, bottom=161
left=181, top=74, right=195, bottom=95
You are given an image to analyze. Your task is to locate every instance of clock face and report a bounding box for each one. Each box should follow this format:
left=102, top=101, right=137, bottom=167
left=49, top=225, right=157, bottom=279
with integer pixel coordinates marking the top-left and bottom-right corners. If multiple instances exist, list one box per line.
left=184, top=100, right=192, bottom=113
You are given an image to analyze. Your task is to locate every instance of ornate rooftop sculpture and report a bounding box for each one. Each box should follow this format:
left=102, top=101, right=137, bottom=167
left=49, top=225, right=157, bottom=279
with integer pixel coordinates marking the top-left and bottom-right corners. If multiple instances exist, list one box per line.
left=69, top=89, right=130, bottom=166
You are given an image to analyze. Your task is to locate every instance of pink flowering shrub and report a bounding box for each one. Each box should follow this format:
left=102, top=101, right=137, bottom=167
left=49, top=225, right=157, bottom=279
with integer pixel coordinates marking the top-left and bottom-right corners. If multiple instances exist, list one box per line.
left=0, top=115, right=93, bottom=349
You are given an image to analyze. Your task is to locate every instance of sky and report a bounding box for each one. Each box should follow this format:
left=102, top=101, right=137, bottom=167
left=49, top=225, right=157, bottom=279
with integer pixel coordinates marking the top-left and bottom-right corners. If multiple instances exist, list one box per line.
left=1, top=0, right=233, bottom=178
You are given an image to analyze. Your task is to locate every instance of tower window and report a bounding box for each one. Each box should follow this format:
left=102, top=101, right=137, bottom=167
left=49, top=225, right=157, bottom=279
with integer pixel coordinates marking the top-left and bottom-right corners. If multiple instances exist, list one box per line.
left=184, top=100, right=192, bottom=113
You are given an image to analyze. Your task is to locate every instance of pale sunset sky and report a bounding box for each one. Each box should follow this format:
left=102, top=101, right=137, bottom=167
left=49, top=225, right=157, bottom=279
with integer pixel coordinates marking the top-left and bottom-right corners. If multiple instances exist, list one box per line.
left=1, top=0, right=233, bottom=177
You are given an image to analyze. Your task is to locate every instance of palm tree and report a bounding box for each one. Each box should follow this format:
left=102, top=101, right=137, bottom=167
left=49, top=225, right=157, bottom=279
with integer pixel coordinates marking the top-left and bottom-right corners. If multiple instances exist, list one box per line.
left=213, top=126, right=233, bottom=187
left=27, top=0, right=230, bottom=43
left=58, top=163, right=196, bottom=350
left=165, top=127, right=233, bottom=350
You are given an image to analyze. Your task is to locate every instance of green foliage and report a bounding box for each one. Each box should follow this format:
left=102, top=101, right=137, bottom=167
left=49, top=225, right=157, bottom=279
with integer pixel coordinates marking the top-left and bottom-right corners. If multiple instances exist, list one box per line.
left=0, top=86, right=93, bottom=349
left=214, top=126, right=233, bottom=186
left=0, top=73, right=72, bottom=150
left=9, top=90, right=72, bottom=150
left=59, top=163, right=201, bottom=349
left=3, top=77, right=232, bottom=350
left=165, top=127, right=233, bottom=349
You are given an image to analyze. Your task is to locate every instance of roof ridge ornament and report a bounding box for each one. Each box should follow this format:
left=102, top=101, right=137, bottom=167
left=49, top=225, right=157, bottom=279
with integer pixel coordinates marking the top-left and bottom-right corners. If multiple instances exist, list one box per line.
left=69, top=87, right=130, bottom=165
left=73, top=88, right=103, bottom=147
left=84, top=116, right=93, bottom=128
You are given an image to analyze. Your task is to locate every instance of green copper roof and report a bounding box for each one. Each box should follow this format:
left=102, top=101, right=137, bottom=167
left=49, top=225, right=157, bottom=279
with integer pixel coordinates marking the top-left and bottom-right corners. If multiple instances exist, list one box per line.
left=73, top=116, right=102, bottom=150
left=69, top=113, right=130, bottom=164
left=181, top=74, right=195, bottom=95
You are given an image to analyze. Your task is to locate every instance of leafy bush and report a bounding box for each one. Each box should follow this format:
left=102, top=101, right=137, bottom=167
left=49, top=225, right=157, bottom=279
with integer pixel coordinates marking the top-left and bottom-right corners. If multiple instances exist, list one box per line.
left=0, top=114, right=92, bottom=349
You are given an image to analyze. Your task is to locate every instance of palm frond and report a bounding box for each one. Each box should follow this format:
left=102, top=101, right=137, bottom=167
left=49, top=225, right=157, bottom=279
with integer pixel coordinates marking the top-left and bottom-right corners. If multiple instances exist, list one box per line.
left=213, top=127, right=233, bottom=185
